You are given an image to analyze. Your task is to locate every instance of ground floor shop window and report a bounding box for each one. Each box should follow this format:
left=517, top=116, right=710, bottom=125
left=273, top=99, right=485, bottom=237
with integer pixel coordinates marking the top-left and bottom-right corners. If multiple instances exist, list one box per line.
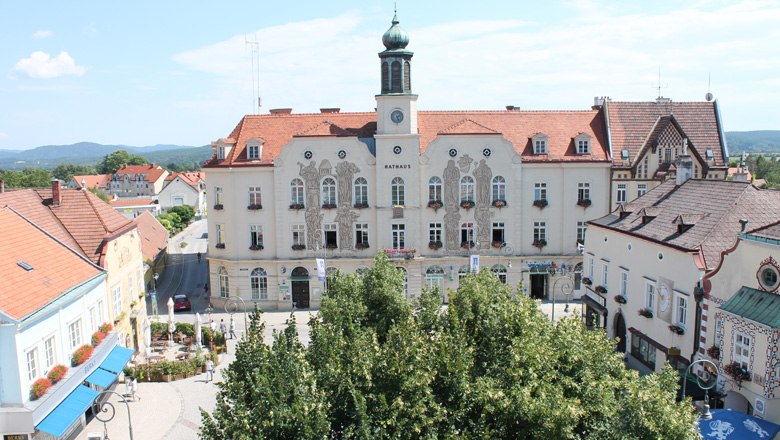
left=631, top=333, right=657, bottom=369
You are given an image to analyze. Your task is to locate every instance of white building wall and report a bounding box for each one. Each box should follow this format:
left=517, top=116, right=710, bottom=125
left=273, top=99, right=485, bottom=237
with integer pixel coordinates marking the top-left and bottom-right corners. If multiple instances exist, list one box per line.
left=158, top=178, right=202, bottom=214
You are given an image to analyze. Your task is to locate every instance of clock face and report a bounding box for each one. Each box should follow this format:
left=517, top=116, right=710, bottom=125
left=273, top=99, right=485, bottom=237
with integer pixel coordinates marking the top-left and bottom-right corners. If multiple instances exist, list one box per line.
left=390, top=110, right=404, bottom=124
left=659, top=284, right=670, bottom=312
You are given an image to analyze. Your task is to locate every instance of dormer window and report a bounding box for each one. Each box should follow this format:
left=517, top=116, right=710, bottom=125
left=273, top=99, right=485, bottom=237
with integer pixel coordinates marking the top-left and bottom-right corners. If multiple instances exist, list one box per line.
left=247, top=140, right=263, bottom=160
left=532, top=134, right=548, bottom=154
left=575, top=134, right=591, bottom=154
left=218, top=147, right=226, bottom=160
left=705, top=149, right=714, bottom=161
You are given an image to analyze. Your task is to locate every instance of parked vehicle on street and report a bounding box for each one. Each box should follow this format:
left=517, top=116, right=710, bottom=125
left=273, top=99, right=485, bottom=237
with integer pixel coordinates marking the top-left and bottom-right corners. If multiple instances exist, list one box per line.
left=173, top=294, right=192, bottom=312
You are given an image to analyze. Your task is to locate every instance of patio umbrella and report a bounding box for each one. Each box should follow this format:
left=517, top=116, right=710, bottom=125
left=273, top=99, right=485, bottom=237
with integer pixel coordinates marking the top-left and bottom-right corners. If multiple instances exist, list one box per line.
left=167, top=297, right=175, bottom=345
left=699, top=409, right=780, bottom=439
left=195, top=313, right=202, bottom=348
left=143, top=316, right=152, bottom=356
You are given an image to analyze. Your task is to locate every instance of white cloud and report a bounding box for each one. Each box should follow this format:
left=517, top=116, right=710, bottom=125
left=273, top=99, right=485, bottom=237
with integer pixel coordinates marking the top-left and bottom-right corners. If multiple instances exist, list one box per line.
left=33, top=30, right=54, bottom=39
left=11, top=51, right=86, bottom=79
left=0, top=132, right=7, bottom=140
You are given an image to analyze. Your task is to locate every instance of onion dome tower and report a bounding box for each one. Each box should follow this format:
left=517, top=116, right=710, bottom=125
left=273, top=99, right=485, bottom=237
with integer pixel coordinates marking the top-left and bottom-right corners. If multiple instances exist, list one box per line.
left=379, top=12, right=413, bottom=95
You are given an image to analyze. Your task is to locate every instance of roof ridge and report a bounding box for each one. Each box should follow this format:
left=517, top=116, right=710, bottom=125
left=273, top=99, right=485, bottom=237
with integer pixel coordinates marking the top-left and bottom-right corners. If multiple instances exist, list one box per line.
left=33, top=188, right=89, bottom=256
left=83, top=189, right=111, bottom=232
left=440, top=118, right=500, bottom=134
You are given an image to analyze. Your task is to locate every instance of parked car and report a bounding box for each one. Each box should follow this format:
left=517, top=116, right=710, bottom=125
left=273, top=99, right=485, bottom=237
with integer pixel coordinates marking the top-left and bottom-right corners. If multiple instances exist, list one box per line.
left=173, top=294, right=192, bottom=312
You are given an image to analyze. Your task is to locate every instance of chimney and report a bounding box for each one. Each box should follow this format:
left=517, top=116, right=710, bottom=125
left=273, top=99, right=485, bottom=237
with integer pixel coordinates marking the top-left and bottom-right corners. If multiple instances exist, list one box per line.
left=739, top=219, right=749, bottom=233
left=269, top=108, right=293, bottom=115
left=505, top=105, right=519, bottom=111
left=320, top=108, right=340, bottom=113
left=0, top=178, right=4, bottom=193
left=51, top=178, right=62, bottom=206
left=675, top=140, right=693, bottom=186
left=593, top=96, right=605, bottom=109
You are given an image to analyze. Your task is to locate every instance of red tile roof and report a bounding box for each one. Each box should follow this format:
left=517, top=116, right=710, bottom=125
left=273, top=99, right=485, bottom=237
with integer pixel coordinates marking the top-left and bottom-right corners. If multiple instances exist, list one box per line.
left=114, top=164, right=168, bottom=183
left=0, top=187, right=136, bottom=265
left=110, top=198, right=157, bottom=207
left=132, top=211, right=168, bottom=262
left=165, top=172, right=205, bottom=190
left=589, top=180, right=780, bottom=270
left=0, top=207, right=103, bottom=321
left=72, top=174, right=111, bottom=189
left=605, top=100, right=728, bottom=167
left=204, top=109, right=610, bottom=167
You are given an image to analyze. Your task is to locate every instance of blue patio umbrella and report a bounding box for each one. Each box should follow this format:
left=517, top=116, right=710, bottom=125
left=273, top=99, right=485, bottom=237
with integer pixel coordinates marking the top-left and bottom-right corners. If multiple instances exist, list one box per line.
left=699, top=409, right=780, bottom=439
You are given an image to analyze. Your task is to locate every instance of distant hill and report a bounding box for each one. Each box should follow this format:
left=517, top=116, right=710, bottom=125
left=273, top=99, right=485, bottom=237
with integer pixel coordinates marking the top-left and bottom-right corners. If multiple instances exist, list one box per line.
left=726, top=131, right=780, bottom=155
left=0, top=142, right=210, bottom=170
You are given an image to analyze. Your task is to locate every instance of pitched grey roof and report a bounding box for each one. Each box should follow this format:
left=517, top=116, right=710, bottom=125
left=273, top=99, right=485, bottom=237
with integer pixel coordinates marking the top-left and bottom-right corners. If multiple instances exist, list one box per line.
left=720, top=286, right=780, bottom=328
left=588, top=179, right=780, bottom=270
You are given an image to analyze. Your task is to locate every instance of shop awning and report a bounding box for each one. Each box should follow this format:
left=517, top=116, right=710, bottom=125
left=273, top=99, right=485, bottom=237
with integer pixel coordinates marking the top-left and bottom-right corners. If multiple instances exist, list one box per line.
left=85, top=367, right=119, bottom=389
left=36, top=385, right=98, bottom=438
left=699, top=409, right=780, bottom=438
left=99, top=345, right=134, bottom=374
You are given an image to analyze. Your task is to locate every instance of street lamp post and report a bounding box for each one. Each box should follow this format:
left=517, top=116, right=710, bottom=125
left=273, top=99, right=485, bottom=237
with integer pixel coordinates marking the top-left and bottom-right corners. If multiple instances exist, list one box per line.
left=151, top=273, right=159, bottom=321
left=224, top=296, right=247, bottom=337
left=91, top=390, right=134, bottom=440
left=681, top=358, right=719, bottom=419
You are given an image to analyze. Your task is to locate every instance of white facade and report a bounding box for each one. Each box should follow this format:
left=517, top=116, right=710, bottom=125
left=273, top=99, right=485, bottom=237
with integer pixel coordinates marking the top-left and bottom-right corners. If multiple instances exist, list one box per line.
left=158, top=175, right=206, bottom=216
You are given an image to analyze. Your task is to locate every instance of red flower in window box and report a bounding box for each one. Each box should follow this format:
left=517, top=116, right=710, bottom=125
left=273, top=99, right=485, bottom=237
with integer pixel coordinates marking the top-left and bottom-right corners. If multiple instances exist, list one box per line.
left=355, top=242, right=369, bottom=250
left=533, top=199, right=548, bottom=208
left=247, top=204, right=262, bottom=210
left=98, top=322, right=113, bottom=333
left=706, top=345, right=720, bottom=360
left=91, top=330, right=107, bottom=346
left=353, top=202, right=369, bottom=209
left=30, top=378, right=52, bottom=400
left=249, top=244, right=264, bottom=251
left=321, top=203, right=337, bottom=210
left=668, top=324, right=685, bottom=335
left=291, top=244, right=306, bottom=251
left=532, top=239, right=547, bottom=249
left=427, top=200, right=443, bottom=210
left=71, top=344, right=94, bottom=367
left=492, top=199, right=507, bottom=208
left=492, top=241, right=506, bottom=249
left=47, top=364, right=68, bottom=384
left=213, top=204, right=224, bottom=210
left=576, top=199, right=592, bottom=207
left=289, top=203, right=305, bottom=210
left=613, top=294, right=626, bottom=304
left=724, top=361, right=751, bottom=383
left=460, top=200, right=475, bottom=210
left=428, top=240, right=443, bottom=250
left=638, top=308, right=653, bottom=318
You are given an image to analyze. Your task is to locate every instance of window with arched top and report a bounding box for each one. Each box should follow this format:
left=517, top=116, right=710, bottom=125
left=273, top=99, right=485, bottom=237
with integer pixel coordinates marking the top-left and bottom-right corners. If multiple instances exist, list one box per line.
left=396, top=267, right=409, bottom=297
left=321, top=177, right=337, bottom=206
left=354, top=177, right=368, bottom=206
left=356, top=266, right=370, bottom=277
left=391, top=177, right=405, bottom=206
left=492, top=176, right=506, bottom=202
left=391, top=61, right=402, bottom=92
left=491, top=264, right=507, bottom=284
left=381, top=62, right=389, bottom=94
left=460, top=176, right=475, bottom=202
left=426, top=265, right=445, bottom=290
left=290, top=178, right=304, bottom=206
left=403, top=61, right=411, bottom=91
left=428, top=176, right=442, bottom=203
left=250, top=268, right=267, bottom=300
left=219, top=266, right=229, bottom=298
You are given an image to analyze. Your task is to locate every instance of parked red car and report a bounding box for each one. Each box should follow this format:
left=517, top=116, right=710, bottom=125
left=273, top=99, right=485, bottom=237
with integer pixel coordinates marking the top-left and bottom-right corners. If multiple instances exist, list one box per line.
left=173, top=294, right=192, bottom=312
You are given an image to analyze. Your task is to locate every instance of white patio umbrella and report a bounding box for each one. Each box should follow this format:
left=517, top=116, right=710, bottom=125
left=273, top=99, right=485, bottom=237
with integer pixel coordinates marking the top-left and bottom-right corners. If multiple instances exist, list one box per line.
left=167, top=297, right=175, bottom=346
left=143, top=316, right=152, bottom=357
left=195, top=313, right=202, bottom=349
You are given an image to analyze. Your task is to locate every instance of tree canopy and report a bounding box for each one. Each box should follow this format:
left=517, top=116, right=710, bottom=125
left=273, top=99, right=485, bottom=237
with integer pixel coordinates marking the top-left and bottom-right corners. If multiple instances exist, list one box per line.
left=97, top=150, right=147, bottom=174
left=0, top=168, right=53, bottom=188
left=51, top=163, right=98, bottom=182
left=201, top=252, right=699, bottom=439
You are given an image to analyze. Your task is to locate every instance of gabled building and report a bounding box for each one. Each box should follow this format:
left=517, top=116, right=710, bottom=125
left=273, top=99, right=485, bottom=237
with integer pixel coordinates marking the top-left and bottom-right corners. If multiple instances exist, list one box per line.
left=132, top=210, right=169, bottom=289
left=109, top=163, right=169, bottom=198
left=66, top=174, right=111, bottom=192
left=158, top=171, right=206, bottom=215
left=604, top=99, right=730, bottom=209
left=0, top=180, right=149, bottom=354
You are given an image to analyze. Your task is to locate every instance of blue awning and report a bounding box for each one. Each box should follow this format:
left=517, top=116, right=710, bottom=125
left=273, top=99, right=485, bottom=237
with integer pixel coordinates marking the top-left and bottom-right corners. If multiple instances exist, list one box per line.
left=99, top=345, right=134, bottom=374
left=37, top=385, right=98, bottom=438
left=699, top=409, right=780, bottom=439
left=85, top=367, right=119, bottom=389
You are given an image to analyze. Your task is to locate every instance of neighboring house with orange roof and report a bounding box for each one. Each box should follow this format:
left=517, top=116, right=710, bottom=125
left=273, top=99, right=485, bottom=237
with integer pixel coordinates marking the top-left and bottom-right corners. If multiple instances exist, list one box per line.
left=727, top=166, right=753, bottom=183
left=158, top=171, right=206, bottom=215
left=0, top=207, right=134, bottom=438
left=109, top=196, right=161, bottom=219
left=109, top=163, right=169, bottom=198
left=66, top=173, right=111, bottom=192
left=132, top=210, right=169, bottom=288
left=0, top=180, right=149, bottom=357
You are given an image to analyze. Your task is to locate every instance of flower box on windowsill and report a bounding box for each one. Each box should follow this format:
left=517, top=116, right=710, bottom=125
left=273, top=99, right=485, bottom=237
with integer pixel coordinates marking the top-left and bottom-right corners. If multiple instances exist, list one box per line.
left=724, top=361, right=751, bottom=383
left=532, top=239, right=547, bottom=249
left=533, top=199, right=548, bottom=208
left=576, top=199, right=592, bottom=207
left=427, top=200, right=444, bottom=210
left=322, top=203, right=337, bottom=210
left=355, top=243, right=369, bottom=250
left=213, top=204, right=224, bottom=210
left=289, top=203, right=305, bottom=210
left=460, top=200, right=475, bottom=210
left=638, top=308, right=653, bottom=318
left=30, top=378, right=52, bottom=400
left=706, top=345, right=720, bottom=360
left=582, top=277, right=592, bottom=286
left=324, top=243, right=338, bottom=250
left=461, top=240, right=476, bottom=249
left=291, top=244, right=306, bottom=251
left=353, top=202, right=369, bottom=209
left=613, top=294, right=626, bottom=304
left=215, top=243, right=226, bottom=249
left=595, top=285, right=608, bottom=294
left=492, top=241, right=506, bottom=249
left=247, top=204, right=262, bottom=210
left=386, top=248, right=417, bottom=259
left=668, top=324, right=686, bottom=336
left=249, top=245, right=264, bottom=251
left=492, top=199, right=507, bottom=208
left=428, top=240, right=443, bottom=250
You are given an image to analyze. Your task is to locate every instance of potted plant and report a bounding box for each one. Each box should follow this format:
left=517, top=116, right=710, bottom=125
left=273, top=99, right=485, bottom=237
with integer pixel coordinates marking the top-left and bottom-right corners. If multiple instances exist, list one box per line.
left=427, top=200, right=443, bottom=210
left=353, top=202, right=369, bottom=209
left=533, top=199, right=548, bottom=208
left=194, top=353, right=206, bottom=373
left=492, top=240, right=506, bottom=249
left=213, top=204, right=224, bottom=210
left=160, top=361, right=175, bottom=382
left=289, top=203, right=305, bottom=210
left=249, top=244, right=264, bottom=251
left=581, top=277, right=592, bottom=286
left=99, top=322, right=113, bottom=333
left=428, top=240, right=443, bottom=250
left=91, top=329, right=107, bottom=346
left=724, top=361, right=751, bottom=383
left=595, top=285, right=608, bottom=294
left=707, top=345, right=721, bottom=360
left=321, top=203, right=337, bottom=209
left=71, top=344, right=94, bottom=366
left=638, top=308, right=653, bottom=318
left=47, top=364, right=68, bottom=384
left=247, top=203, right=262, bottom=210
left=460, top=200, right=475, bottom=210
left=668, top=324, right=686, bottom=335
left=577, top=199, right=592, bottom=207
left=532, top=239, right=547, bottom=249
left=492, top=199, right=507, bottom=208
left=355, top=242, right=369, bottom=250
left=30, top=378, right=52, bottom=400
left=215, top=243, right=226, bottom=249
left=461, top=240, right=475, bottom=249
left=613, top=294, right=627, bottom=304
left=291, top=244, right=306, bottom=251
left=325, top=243, right=338, bottom=250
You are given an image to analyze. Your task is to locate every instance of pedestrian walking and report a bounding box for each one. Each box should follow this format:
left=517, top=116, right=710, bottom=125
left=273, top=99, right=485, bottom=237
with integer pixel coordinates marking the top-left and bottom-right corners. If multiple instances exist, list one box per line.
left=219, top=319, right=227, bottom=335
left=209, top=319, right=216, bottom=332
left=228, top=317, right=237, bottom=339
left=131, top=377, right=140, bottom=401
left=205, top=358, right=214, bottom=382
left=197, top=251, right=202, bottom=262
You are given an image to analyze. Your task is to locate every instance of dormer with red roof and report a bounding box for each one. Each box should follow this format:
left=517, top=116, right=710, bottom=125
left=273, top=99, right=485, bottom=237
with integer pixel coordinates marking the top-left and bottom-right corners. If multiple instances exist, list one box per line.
left=109, top=163, right=170, bottom=198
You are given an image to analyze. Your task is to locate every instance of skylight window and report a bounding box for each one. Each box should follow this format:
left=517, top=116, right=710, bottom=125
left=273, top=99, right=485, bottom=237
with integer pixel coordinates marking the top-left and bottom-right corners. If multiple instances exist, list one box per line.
left=17, top=261, right=33, bottom=271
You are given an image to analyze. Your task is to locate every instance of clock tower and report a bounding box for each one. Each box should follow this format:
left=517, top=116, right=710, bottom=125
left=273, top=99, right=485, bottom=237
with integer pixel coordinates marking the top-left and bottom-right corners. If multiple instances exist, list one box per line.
left=376, top=11, right=417, bottom=136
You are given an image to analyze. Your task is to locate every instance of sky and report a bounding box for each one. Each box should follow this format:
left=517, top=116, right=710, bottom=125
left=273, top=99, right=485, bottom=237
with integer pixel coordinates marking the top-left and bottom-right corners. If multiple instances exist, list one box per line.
left=1, top=0, right=779, bottom=150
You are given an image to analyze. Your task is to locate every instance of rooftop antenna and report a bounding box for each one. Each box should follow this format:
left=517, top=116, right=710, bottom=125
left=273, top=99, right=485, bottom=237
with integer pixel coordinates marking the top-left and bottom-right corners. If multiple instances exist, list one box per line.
left=705, top=73, right=714, bottom=102
left=245, top=34, right=261, bottom=114
left=653, top=66, right=668, bottom=100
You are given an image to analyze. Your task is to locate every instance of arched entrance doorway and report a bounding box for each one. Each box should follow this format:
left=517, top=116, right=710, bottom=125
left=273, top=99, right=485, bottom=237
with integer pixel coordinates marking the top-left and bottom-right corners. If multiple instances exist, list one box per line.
left=291, top=266, right=310, bottom=309
left=614, top=312, right=627, bottom=354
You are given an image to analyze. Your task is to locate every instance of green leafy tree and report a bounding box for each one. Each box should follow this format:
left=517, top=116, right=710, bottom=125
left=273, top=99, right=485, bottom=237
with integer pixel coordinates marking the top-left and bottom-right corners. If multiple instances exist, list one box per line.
left=0, top=168, right=53, bottom=188
left=203, top=252, right=700, bottom=439
left=52, top=163, right=97, bottom=182
left=168, top=205, right=195, bottom=225
left=88, top=187, right=110, bottom=203
left=97, top=150, right=147, bottom=174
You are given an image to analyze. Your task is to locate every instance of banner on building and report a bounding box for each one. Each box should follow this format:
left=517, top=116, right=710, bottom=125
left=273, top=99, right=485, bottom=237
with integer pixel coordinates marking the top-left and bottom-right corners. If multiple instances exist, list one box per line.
left=316, top=258, right=326, bottom=281
left=470, top=255, right=480, bottom=273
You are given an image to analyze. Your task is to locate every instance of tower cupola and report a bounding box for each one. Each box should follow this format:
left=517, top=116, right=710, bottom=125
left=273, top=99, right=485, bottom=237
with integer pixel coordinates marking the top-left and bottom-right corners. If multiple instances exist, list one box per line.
left=382, top=13, right=410, bottom=50
left=379, top=12, right=413, bottom=95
